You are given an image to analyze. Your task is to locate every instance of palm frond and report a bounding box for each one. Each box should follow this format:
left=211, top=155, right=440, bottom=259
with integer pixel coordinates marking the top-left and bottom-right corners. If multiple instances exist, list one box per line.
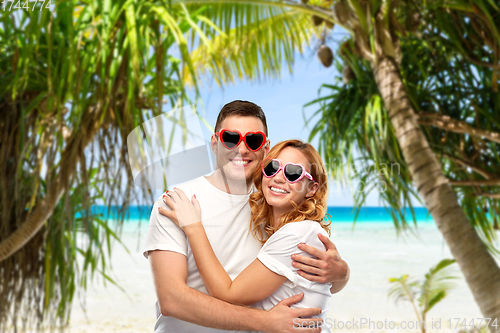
left=183, top=6, right=317, bottom=86
left=418, top=259, right=458, bottom=313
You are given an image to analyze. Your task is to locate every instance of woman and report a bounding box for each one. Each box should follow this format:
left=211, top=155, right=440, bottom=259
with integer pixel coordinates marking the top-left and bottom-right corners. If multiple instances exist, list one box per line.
left=164, top=140, right=332, bottom=329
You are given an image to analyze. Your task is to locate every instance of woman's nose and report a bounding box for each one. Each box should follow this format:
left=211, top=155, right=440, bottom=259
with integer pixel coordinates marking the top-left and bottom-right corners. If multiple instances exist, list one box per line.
left=273, top=169, right=286, bottom=183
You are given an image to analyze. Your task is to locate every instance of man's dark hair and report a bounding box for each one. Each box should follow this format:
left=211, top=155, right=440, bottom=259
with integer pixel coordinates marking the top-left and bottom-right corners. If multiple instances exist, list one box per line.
left=214, top=100, right=268, bottom=136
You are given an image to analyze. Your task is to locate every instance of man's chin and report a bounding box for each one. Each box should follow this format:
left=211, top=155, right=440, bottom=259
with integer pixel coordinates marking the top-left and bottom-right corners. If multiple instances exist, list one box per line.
left=221, top=165, right=254, bottom=183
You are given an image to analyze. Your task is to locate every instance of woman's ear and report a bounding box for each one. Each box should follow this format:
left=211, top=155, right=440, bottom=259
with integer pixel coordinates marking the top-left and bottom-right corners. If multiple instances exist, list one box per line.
left=306, top=182, right=319, bottom=198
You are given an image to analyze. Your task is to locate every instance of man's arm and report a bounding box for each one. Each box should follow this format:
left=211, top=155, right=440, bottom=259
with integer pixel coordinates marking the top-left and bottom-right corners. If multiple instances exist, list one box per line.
left=291, top=233, right=350, bottom=294
left=149, top=249, right=323, bottom=333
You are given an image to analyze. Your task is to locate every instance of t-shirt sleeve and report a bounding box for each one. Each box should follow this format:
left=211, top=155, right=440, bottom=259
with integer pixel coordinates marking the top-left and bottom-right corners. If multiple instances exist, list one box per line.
left=256, top=228, right=304, bottom=288
left=142, top=197, right=188, bottom=259
left=256, top=222, right=329, bottom=288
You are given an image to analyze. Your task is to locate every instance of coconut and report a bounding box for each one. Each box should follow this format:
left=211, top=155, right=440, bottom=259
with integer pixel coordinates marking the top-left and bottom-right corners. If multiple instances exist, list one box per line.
left=311, top=15, right=324, bottom=26
left=342, top=64, right=355, bottom=84
left=339, top=40, right=353, bottom=58
left=339, top=40, right=362, bottom=58
left=325, top=21, right=334, bottom=29
left=333, top=1, right=350, bottom=25
left=317, top=45, right=334, bottom=67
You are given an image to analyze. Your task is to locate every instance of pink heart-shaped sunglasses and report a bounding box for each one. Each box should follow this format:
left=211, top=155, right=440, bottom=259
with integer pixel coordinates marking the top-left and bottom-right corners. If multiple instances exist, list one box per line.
left=261, top=158, right=315, bottom=184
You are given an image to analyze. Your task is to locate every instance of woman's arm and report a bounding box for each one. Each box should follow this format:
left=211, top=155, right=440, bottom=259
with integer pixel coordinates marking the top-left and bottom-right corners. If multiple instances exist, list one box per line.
left=162, top=188, right=288, bottom=305
left=184, top=223, right=288, bottom=305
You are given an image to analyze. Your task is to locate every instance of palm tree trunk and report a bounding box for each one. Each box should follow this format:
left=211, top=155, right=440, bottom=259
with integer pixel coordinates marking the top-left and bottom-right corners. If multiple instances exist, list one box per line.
left=373, top=56, right=500, bottom=332
left=0, top=111, right=100, bottom=262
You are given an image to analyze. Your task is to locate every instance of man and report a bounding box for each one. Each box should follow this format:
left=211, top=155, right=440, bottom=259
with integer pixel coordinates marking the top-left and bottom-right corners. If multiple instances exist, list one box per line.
left=143, top=101, right=350, bottom=333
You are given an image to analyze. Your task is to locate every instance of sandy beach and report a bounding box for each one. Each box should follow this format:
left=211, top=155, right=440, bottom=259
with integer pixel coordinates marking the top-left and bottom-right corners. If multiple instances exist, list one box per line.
left=19, top=219, right=498, bottom=333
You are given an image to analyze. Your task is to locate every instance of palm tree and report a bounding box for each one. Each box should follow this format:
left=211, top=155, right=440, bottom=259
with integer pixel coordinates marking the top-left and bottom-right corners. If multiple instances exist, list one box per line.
left=0, top=2, right=314, bottom=331
left=298, top=1, right=500, bottom=328
left=388, top=259, right=458, bottom=333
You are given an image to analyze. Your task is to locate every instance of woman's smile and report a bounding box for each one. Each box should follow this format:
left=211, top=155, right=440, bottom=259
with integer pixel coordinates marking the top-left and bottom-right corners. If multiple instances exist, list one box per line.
left=268, top=185, right=289, bottom=195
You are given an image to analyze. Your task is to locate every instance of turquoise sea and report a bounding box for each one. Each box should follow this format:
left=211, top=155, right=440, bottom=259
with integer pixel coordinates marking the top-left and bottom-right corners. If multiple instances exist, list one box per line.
left=88, top=205, right=435, bottom=224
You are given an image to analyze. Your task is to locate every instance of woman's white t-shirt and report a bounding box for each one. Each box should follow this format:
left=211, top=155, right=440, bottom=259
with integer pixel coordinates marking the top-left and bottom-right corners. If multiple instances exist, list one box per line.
left=253, top=220, right=331, bottom=332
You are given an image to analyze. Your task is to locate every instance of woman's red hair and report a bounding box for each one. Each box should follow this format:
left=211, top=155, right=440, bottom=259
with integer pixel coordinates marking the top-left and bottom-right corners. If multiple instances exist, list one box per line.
left=249, top=140, right=332, bottom=244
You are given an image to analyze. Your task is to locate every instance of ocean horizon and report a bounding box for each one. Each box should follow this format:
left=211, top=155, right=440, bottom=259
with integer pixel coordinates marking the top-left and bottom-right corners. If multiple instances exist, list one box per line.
left=87, top=205, right=437, bottom=224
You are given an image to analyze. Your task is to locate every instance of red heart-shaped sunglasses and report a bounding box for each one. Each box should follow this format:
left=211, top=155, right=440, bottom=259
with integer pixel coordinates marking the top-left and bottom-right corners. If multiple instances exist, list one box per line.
left=215, top=129, right=267, bottom=152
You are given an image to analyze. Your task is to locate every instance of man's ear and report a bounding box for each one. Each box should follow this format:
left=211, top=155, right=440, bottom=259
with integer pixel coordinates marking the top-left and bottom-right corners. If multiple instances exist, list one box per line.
left=211, top=134, right=218, bottom=155
left=263, top=140, right=271, bottom=157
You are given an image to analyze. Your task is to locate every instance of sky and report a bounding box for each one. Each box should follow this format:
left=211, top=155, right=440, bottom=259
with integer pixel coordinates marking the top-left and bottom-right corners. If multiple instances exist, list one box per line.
left=185, top=49, right=423, bottom=207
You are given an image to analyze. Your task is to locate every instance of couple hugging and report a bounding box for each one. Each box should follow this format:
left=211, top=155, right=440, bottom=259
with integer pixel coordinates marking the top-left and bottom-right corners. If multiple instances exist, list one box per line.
left=143, top=100, right=350, bottom=333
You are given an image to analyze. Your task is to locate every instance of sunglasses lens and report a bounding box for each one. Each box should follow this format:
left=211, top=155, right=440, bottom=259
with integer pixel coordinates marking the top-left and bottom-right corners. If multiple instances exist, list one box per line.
left=284, top=164, right=303, bottom=182
left=263, top=160, right=280, bottom=177
left=221, top=131, right=241, bottom=149
left=245, top=133, right=264, bottom=150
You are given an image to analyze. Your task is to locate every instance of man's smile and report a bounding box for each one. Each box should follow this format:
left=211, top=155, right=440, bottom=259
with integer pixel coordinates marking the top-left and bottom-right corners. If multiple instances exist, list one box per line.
left=229, top=158, right=252, bottom=167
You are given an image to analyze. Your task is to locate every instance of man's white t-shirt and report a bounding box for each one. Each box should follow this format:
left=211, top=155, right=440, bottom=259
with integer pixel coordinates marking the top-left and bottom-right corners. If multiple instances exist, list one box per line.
left=143, top=176, right=331, bottom=333
left=143, top=176, right=262, bottom=333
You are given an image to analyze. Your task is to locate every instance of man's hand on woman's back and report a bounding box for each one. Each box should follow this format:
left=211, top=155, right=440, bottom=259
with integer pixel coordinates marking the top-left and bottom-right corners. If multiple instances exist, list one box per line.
left=264, top=293, right=323, bottom=333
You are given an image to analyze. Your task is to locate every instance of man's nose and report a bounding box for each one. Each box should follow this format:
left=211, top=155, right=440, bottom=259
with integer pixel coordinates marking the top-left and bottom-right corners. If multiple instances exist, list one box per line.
left=236, top=140, right=250, bottom=154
